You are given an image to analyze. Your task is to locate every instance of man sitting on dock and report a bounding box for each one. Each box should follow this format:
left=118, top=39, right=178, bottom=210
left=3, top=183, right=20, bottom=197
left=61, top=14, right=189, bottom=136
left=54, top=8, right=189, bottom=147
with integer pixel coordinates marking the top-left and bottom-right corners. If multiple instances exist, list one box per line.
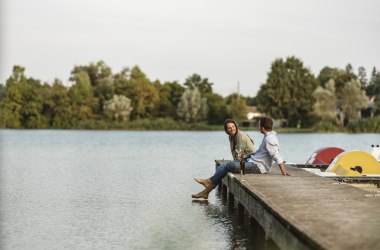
left=192, top=116, right=290, bottom=199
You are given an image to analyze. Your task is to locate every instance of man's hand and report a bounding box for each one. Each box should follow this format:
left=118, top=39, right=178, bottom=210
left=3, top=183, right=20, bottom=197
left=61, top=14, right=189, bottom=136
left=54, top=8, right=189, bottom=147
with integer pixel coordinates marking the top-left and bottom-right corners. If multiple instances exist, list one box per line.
left=279, top=163, right=291, bottom=176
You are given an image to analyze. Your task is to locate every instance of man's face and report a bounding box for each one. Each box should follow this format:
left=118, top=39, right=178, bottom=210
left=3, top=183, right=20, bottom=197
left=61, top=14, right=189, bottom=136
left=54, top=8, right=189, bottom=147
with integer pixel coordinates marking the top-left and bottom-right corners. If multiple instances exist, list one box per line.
left=226, top=122, right=237, bottom=135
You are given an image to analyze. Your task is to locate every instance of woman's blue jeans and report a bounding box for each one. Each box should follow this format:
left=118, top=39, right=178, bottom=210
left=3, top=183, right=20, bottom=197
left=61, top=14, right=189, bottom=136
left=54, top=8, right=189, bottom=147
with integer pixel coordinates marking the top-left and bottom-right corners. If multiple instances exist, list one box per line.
left=210, top=160, right=261, bottom=186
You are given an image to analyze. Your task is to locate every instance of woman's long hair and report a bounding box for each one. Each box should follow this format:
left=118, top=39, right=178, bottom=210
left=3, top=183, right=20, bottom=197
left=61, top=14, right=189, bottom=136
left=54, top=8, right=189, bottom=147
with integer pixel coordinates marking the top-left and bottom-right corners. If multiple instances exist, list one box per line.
left=224, top=119, right=239, bottom=152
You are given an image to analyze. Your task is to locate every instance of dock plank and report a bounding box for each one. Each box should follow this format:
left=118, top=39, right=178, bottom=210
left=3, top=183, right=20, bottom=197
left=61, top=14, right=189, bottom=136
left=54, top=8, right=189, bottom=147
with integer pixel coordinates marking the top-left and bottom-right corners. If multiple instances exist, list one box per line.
left=216, top=161, right=380, bottom=250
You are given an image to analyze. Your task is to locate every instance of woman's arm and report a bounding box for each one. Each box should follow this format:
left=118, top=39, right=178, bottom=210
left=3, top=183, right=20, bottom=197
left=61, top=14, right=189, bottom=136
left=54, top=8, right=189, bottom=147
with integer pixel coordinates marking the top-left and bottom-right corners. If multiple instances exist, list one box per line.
left=237, top=131, right=255, bottom=157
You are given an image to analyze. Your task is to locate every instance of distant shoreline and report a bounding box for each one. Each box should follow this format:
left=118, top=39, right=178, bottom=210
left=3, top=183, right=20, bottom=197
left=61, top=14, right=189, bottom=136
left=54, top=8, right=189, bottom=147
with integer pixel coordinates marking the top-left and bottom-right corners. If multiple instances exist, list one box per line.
left=0, top=126, right=376, bottom=134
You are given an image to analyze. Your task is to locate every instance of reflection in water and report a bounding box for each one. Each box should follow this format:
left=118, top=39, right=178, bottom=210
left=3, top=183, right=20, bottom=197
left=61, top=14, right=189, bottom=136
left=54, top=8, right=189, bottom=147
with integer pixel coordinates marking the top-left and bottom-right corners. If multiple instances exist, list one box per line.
left=192, top=189, right=279, bottom=250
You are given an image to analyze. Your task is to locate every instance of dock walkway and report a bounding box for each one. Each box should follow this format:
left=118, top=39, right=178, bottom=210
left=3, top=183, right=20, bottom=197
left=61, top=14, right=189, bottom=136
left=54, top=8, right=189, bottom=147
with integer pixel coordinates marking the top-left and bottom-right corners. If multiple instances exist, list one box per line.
left=215, top=160, right=380, bottom=250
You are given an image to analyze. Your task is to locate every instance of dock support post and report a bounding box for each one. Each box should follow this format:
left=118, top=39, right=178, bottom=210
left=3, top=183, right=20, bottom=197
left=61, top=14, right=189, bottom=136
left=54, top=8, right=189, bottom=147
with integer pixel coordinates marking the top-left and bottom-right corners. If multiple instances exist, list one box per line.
left=222, top=184, right=228, bottom=199
left=238, top=202, right=244, bottom=213
left=228, top=192, right=235, bottom=205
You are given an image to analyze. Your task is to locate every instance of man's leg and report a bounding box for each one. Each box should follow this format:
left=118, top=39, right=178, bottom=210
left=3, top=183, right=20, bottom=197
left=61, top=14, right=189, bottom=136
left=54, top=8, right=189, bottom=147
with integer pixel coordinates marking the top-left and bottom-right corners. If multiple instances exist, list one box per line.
left=244, top=162, right=262, bottom=174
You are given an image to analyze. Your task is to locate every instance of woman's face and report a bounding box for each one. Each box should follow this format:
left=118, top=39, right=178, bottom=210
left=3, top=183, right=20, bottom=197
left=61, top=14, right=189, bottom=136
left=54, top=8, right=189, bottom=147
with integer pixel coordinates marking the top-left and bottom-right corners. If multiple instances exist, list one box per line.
left=226, top=122, right=237, bottom=135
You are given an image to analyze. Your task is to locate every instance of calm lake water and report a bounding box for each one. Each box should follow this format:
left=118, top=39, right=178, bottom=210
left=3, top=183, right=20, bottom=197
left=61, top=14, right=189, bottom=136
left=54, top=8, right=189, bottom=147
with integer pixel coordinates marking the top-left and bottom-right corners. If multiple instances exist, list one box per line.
left=0, top=130, right=378, bottom=249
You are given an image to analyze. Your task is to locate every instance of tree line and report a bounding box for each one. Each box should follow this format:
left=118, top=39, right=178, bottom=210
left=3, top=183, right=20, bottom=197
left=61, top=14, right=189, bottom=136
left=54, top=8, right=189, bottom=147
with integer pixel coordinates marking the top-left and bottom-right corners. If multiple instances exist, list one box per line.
left=0, top=57, right=379, bottom=131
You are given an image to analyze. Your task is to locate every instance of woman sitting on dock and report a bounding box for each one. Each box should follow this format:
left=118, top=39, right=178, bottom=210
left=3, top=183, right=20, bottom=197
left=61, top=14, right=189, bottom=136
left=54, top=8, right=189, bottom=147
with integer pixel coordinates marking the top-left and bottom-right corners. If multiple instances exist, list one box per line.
left=224, top=119, right=255, bottom=160
left=192, top=116, right=291, bottom=199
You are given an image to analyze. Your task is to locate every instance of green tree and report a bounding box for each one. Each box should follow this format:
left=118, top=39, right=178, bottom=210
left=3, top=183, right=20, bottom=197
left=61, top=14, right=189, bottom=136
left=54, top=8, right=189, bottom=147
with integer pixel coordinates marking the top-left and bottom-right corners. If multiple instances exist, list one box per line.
left=245, top=96, right=257, bottom=106
left=225, top=93, right=240, bottom=104
left=128, top=66, right=159, bottom=119
left=41, top=79, right=73, bottom=128
left=340, top=79, right=369, bottom=121
left=168, top=81, right=186, bottom=106
left=369, top=67, right=378, bottom=84
left=152, top=80, right=172, bottom=117
left=0, top=84, right=5, bottom=99
left=204, top=92, right=228, bottom=124
left=71, top=60, right=112, bottom=87
left=345, top=63, right=353, bottom=74
left=114, top=67, right=132, bottom=96
left=114, top=66, right=161, bottom=119
left=69, top=70, right=93, bottom=103
left=367, top=67, right=380, bottom=96
left=312, top=79, right=337, bottom=121
left=366, top=67, right=380, bottom=114
left=228, top=97, right=248, bottom=121
left=70, top=61, right=114, bottom=115
left=184, top=74, right=213, bottom=95
left=256, top=56, right=319, bottom=127
left=69, top=70, right=98, bottom=121
left=95, top=77, right=114, bottom=103
left=177, top=88, right=208, bottom=123
left=225, top=93, right=249, bottom=120
left=317, top=67, right=357, bottom=98
left=358, top=66, right=368, bottom=89
left=103, top=95, right=133, bottom=122
left=0, top=66, right=47, bottom=128
left=0, top=66, right=24, bottom=128
left=19, top=78, right=46, bottom=128
left=152, top=80, right=185, bottom=118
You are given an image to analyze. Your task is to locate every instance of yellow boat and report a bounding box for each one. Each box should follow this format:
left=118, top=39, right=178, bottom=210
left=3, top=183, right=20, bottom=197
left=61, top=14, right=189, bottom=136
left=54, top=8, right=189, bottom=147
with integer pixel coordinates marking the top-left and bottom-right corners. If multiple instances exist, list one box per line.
left=325, top=150, right=380, bottom=176
left=302, top=145, right=380, bottom=177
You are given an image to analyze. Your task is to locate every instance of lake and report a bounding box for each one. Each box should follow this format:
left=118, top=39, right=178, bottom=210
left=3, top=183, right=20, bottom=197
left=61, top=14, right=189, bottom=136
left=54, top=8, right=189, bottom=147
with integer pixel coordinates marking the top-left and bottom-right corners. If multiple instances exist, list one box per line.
left=0, top=130, right=378, bottom=249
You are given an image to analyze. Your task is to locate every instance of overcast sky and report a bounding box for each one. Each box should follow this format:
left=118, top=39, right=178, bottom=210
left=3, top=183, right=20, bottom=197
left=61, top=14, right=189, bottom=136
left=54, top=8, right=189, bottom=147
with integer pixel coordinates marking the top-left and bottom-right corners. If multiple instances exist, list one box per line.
left=1, top=0, right=379, bottom=96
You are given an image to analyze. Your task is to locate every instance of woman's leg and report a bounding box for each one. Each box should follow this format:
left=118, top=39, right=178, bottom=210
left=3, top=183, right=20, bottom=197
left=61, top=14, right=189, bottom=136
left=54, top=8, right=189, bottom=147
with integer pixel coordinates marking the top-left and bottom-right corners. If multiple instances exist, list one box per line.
left=192, top=160, right=240, bottom=199
left=192, top=161, right=261, bottom=199
left=209, top=160, right=240, bottom=186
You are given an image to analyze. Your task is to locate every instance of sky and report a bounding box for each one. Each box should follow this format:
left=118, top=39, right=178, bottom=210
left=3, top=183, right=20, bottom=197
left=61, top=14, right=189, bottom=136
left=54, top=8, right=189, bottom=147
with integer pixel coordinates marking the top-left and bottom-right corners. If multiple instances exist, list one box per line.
left=1, top=0, right=379, bottom=96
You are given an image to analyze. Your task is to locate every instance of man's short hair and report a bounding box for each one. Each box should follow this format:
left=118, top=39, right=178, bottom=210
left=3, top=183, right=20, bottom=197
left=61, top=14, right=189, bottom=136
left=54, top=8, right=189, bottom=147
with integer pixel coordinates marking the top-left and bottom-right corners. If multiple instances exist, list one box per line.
left=259, top=116, right=273, bottom=130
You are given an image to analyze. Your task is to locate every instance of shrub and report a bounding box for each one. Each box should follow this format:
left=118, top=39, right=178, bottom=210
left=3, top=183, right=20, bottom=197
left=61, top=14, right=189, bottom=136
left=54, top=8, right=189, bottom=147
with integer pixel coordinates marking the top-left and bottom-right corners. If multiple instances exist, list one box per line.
left=312, top=120, right=342, bottom=132
left=346, top=116, right=380, bottom=133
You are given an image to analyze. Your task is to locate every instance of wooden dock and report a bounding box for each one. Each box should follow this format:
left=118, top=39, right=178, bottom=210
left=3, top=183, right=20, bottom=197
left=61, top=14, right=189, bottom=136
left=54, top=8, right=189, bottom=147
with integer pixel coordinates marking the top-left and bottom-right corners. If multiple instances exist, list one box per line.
left=215, top=160, right=380, bottom=250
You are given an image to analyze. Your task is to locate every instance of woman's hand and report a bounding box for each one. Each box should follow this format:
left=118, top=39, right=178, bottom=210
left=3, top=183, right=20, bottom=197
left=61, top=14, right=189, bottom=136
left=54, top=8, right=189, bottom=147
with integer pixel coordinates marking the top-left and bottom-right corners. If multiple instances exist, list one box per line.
left=237, top=152, right=247, bottom=160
